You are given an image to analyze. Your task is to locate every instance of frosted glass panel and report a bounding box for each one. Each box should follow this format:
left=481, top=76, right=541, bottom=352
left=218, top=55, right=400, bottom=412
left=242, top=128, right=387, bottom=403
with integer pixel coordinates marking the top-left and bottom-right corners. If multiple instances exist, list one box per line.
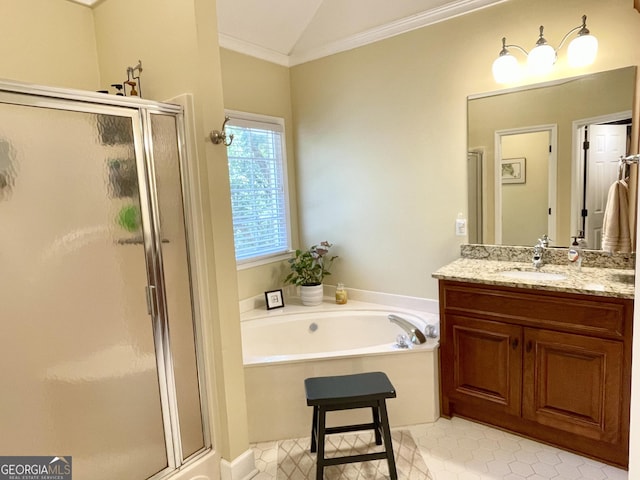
left=150, top=113, right=205, bottom=458
left=0, top=102, right=168, bottom=479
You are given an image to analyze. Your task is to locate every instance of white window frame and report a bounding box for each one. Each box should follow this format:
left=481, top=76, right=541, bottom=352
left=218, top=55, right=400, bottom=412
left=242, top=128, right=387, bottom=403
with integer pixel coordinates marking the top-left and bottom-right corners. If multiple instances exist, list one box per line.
left=225, top=109, right=292, bottom=269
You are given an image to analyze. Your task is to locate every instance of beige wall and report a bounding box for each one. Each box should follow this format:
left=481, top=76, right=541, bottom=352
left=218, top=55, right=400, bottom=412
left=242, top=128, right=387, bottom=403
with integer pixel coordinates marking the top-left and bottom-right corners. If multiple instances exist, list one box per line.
left=0, top=0, right=100, bottom=89
left=219, top=49, right=300, bottom=299
left=1, top=0, right=250, bottom=465
left=289, top=0, right=640, bottom=300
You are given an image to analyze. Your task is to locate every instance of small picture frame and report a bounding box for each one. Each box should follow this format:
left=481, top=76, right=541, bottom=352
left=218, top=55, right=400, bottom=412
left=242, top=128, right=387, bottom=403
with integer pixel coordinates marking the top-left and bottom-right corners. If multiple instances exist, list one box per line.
left=265, top=289, right=285, bottom=310
left=501, top=157, right=526, bottom=184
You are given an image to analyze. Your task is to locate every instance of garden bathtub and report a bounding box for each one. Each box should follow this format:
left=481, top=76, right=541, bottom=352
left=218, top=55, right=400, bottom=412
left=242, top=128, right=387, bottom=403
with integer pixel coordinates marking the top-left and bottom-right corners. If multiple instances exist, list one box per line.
left=241, top=303, right=440, bottom=442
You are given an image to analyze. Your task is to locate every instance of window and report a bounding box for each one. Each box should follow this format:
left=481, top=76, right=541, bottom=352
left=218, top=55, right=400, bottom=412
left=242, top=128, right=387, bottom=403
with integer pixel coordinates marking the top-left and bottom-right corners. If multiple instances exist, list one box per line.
left=225, top=111, right=291, bottom=265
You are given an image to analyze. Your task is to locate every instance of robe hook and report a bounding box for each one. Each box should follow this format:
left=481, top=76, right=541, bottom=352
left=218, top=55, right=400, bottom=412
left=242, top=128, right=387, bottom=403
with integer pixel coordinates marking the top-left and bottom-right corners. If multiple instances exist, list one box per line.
left=209, top=116, right=234, bottom=146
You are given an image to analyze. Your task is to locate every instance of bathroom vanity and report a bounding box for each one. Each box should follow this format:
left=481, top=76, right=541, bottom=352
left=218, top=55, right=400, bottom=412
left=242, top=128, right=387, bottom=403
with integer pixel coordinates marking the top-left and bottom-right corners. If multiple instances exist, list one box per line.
left=433, top=246, right=635, bottom=468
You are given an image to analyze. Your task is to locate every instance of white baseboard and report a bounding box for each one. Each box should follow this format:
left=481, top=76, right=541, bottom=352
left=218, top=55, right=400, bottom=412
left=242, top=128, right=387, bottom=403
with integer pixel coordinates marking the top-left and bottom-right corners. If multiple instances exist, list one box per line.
left=220, top=449, right=258, bottom=480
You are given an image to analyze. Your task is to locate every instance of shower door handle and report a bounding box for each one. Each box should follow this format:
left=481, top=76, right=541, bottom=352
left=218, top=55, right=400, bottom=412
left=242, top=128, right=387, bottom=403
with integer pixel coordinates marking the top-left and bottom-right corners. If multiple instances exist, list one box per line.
left=145, top=285, right=157, bottom=317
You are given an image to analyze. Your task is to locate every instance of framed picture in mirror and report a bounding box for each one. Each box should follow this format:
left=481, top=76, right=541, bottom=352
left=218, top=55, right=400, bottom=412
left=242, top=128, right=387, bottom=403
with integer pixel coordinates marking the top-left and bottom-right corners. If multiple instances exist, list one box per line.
left=501, top=158, right=526, bottom=184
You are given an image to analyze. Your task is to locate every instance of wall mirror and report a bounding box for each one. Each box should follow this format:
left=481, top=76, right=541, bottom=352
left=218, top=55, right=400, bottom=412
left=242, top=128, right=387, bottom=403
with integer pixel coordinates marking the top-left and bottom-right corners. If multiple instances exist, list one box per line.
left=467, top=66, right=637, bottom=249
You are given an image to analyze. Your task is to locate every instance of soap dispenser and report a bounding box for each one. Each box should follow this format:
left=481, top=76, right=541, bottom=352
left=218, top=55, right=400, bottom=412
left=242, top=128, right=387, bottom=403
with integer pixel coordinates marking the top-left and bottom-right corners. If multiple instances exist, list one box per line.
left=568, top=236, right=583, bottom=270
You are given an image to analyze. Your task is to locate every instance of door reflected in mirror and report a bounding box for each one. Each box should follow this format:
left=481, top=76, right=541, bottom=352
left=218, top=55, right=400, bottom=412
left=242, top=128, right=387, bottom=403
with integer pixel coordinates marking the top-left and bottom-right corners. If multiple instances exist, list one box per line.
left=500, top=130, right=552, bottom=246
left=467, top=66, right=636, bottom=249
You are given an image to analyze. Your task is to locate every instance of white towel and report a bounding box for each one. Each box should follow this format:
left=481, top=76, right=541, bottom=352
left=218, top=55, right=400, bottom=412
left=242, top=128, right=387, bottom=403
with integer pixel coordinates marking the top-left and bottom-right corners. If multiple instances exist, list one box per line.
left=601, top=179, right=632, bottom=253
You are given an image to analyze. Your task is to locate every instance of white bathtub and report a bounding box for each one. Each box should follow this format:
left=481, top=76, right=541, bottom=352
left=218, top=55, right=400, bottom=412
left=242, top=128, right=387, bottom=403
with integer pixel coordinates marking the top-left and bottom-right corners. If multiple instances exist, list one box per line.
left=242, top=309, right=436, bottom=364
left=241, top=301, right=441, bottom=442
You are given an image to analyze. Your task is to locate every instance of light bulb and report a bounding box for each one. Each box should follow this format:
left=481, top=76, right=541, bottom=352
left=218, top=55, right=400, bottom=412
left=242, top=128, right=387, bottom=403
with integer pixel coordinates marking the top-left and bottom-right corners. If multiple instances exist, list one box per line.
left=568, top=34, right=598, bottom=67
left=492, top=53, right=520, bottom=83
left=527, top=43, right=556, bottom=75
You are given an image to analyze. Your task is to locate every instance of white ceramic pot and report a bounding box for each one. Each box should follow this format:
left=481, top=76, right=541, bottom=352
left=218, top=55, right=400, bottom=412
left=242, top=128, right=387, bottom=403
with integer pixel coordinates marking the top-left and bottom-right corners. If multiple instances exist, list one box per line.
left=300, top=284, right=323, bottom=306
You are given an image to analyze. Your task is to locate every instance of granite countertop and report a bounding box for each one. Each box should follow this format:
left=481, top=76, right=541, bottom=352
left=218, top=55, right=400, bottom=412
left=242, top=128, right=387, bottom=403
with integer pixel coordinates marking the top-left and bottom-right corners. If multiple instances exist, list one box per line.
left=432, top=245, right=636, bottom=299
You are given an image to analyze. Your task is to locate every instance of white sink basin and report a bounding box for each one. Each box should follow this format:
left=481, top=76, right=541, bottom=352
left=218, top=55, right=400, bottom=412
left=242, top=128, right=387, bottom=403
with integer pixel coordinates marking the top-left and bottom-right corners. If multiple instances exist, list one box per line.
left=499, top=270, right=567, bottom=281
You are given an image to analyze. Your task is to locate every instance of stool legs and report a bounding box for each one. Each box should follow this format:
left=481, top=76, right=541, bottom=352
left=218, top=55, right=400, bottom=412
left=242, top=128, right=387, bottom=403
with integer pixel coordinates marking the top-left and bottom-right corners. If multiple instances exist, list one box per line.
left=316, top=405, right=327, bottom=480
left=310, top=405, right=318, bottom=453
left=378, top=400, right=398, bottom=480
left=371, top=406, right=382, bottom=445
left=310, top=400, right=397, bottom=480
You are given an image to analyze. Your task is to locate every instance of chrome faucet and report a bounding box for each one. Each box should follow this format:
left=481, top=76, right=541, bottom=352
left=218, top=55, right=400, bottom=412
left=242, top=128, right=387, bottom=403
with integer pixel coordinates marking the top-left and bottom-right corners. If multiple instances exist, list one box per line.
left=388, top=314, right=426, bottom=344
left=539, top=234, right=550, bottom=248
left=532, top=237, right=545, bottom=269
left=425, top=324, right=438, bottom=339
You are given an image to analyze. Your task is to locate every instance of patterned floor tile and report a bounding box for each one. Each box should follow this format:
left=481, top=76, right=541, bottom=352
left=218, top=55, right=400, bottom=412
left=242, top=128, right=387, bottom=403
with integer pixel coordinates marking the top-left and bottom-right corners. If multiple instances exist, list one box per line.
left=252, top=418, right=629, bottom=480
left=275, top=430, right=432, bottom=480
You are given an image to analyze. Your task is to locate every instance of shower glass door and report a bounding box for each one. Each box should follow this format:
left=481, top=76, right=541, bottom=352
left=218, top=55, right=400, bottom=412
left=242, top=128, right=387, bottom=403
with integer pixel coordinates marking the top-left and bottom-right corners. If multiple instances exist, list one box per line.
left=0, top=89, right=206, bottom=479
left=147, top=112, right=205, bottom=459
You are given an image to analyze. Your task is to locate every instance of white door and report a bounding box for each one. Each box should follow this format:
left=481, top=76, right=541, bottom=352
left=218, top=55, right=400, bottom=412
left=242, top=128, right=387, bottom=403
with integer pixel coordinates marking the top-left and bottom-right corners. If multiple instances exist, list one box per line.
left=585, top=124, right=627, bottom=249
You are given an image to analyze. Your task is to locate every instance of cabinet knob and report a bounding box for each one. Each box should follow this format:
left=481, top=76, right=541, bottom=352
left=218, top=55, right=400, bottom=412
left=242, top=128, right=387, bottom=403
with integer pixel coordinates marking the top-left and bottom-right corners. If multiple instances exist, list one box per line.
left=526, top=340, right=533, bottom=353
left=511, top=338, right=519, bottom=350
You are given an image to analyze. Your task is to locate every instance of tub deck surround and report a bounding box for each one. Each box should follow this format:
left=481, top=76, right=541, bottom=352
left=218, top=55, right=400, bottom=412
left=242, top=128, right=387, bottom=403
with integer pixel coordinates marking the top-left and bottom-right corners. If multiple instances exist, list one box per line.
left=239, top=286, right=440, bottom=316
left=240, top=296, right=396, bottom=320
left=240, top=295, right=439, bottom=322
left=432, top=244, right=635, bottom=299
left=243, top=348, right=440, bottom=443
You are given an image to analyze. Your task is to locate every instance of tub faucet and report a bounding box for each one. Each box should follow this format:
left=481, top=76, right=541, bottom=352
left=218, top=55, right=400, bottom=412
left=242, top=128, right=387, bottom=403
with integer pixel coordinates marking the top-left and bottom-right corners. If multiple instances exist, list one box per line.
left=388, top=314, right=426, bottom=344
left=425, top=324, right=438, bottom=339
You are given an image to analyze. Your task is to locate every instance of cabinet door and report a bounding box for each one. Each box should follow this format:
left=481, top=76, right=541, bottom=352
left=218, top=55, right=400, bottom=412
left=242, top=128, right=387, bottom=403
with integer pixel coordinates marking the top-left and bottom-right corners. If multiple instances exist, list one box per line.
left=523, top=328, right=624, bottom=443
left=442, top=315, right=522, bottom=416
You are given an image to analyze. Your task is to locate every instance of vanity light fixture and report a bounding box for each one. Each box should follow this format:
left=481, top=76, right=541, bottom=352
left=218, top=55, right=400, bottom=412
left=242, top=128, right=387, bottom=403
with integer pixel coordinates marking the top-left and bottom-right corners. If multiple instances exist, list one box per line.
left=492, top=15, right=598, bottom=83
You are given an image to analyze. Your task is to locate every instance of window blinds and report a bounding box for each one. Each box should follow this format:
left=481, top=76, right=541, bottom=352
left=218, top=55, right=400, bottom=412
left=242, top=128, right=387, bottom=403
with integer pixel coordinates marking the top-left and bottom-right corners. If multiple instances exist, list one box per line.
left=226, top=115, right=289, bottom=262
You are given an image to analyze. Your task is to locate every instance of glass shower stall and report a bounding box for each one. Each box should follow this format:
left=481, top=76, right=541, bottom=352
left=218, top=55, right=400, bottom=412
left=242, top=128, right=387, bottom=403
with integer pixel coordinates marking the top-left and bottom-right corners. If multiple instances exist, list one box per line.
left=0, top=81, right=209, bottom=479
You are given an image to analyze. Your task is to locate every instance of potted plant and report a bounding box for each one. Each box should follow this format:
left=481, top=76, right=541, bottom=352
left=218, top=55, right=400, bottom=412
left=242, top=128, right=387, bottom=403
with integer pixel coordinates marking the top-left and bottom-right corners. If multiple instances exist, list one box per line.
left=285, top=241, right=337, bottom=306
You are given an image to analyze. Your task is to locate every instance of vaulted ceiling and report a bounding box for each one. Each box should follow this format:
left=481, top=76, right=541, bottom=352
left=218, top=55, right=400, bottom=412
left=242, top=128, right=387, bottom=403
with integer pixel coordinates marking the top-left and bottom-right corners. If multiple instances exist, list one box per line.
left=69, top=0, right=507, bottom=67
left=216, top=0, right=507, bottom=66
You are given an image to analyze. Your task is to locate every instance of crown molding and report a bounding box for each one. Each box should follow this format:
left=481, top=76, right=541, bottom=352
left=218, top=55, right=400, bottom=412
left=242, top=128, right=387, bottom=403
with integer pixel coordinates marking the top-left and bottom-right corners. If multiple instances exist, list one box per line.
left=289, top=0, right=507, bottom=65
left=218, top=34, right=291, bottom=67
left=218, top=0, right=506, bottom=67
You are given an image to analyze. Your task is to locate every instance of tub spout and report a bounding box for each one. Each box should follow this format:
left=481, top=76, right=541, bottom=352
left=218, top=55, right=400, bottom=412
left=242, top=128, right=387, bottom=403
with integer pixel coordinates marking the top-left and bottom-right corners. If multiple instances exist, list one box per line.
left=388, top=314, right=426, bottom=344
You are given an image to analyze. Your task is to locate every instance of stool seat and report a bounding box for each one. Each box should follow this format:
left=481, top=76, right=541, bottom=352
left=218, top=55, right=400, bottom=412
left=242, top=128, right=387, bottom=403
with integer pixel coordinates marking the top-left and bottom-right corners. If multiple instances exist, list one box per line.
left=305, top=371, right=396, bottom=405
left=304, top=372, right=398, bottom=480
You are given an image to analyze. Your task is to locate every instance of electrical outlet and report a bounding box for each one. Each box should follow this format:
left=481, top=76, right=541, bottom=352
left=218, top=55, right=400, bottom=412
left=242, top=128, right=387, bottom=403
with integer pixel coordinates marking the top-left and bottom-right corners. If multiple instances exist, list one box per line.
left=455, top=218, right=467, bottom=236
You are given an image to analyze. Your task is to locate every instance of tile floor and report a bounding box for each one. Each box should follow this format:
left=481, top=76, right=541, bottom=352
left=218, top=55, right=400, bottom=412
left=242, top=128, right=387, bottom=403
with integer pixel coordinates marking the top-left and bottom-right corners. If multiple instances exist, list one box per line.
left=250, top=417, right=628, bottom=480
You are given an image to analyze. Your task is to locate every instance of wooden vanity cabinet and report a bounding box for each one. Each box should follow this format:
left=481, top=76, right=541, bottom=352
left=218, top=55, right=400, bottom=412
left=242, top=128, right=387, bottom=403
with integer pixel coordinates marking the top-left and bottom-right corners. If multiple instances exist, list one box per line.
left=438, top=280, right=633, bottom=468
left=443, top=315, right=523, bottom=417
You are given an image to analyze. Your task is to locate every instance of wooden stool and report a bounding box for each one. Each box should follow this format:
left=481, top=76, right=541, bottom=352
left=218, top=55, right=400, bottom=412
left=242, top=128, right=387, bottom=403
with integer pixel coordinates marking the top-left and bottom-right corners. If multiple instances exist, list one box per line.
left=304, top=371, right=398, bottom=480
